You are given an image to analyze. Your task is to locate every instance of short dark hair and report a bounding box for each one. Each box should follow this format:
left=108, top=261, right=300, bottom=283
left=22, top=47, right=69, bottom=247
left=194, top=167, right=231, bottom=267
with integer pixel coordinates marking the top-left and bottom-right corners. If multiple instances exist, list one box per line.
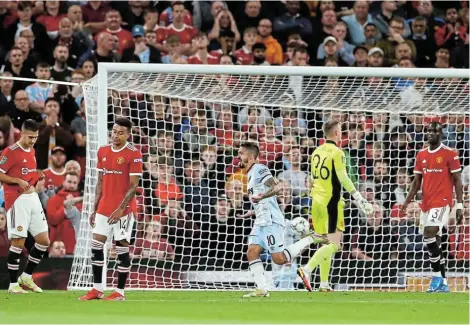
left=292, top=46, right=308, bottom=57
left=172, top=1, right=185, bottom=9
left=219, top=29, right=235, bottom=38
left=240, top=142, right=260, bottom=159
left=22, top=119, right=39, bottom=132
left=36, top=62, right=50, bottom=70
left=322, top=120, right=341, bottom=137
left=115, top=117, right=133, bottom=132
left=44, top=97, right=59, bottom=107
left=252, top=42, right=266, bottom=51
left=18, top=2, right=32, bottom=11
left=428, top=121, right=443, bottom=132
left=413, top=16, right=427, bottom=23
left=65, top=171, right=79, bottom=178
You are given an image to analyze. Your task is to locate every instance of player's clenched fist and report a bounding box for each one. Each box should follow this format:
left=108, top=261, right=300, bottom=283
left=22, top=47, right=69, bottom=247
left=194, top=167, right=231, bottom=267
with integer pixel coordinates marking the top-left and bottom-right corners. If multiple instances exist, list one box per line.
left=352, top=191, right=374, bottom=215
left=108, top=208, right=124, bottom=225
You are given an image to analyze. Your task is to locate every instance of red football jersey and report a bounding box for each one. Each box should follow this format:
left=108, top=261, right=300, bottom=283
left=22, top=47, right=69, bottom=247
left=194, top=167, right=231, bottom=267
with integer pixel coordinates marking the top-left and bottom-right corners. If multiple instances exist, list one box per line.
left=235, top=46, right=253, bottom=65
left=0, top=143, right=41, bottom=211
left=164, top=24, right=197, bottom=44
left=187, top=53, right=219, bottom=64
left=159, top=8, right=193, bottom=27
left=43, top=168, right=66, bottom=191
left=96, top=143, right=143, bottom=217
left=414, top=144, right=461, bottom=212
left=95, top=28, right=133, bottom=55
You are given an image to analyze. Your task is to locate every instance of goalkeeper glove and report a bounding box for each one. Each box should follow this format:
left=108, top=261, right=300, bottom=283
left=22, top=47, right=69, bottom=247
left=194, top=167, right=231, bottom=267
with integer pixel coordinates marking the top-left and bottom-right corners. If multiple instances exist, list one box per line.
left=352, top=191, right=374, bottom=215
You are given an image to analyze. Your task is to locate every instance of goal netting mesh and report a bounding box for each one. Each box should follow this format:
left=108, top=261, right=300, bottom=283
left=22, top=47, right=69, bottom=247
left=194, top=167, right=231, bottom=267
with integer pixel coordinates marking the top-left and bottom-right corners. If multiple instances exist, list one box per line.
left=68, top=65, right=470, bottom=292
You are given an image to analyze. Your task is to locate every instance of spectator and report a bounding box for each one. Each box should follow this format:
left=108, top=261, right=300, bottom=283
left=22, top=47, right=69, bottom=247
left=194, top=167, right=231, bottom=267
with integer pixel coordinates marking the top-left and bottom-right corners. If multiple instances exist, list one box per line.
left=81, top=0, right=110, bottom=34
left=3, top=2, right=49, bottom=59
left=397, top=201, right=425, bottom=262
left=132, top=221, right=175, bottom=260
left=201, top=145, right=226, bottom=192
left=67, top=4, right=91, bottom=36
left=46, top=171, right=82, bottom=255
left=138, top=98, right=168, bottom=137
left=121, top=25, right=162, bottom=63
left=35, top=98, right=74, bottom=169
left=434, top=7, right=467, bottom=49
left=152, top=156, right=183, bottom=208
left=48, top=240, right=67, bottom=258
left=462, top=165, right=470, bottom=187
left=277, top=146, right=308, bottom=196
left=341, top=0, right=375, bottom=46
left=353, top=45, right=368, bottom=67
left=25, top=62, right=53, bottom=113
left=317, top=36, right=351, bottom=66
left=371, top=159, right=396, bottom=210
left=120, top=0, right=146, bottom=30
left=162, top=2, right=198, bottom=56
left=367, top=47, right=384, bottom=67
left=160, top=34, right=187, bottom=64
left=51, top=17, right=92, bottom=69
left=257, top=18, right=282, bottom=65
left=65, top=159, right=82, bottom=177
left=373, top=0, right=410, bottom=39
left=394, top=42, right=415, bottom=66
left=363, top=22, right=380, bottom=46
left=0, top=208, right=8, bottom=257
left=1, top=46, right=35, bottom=92
left=392, top=167, right=409, bottom=205
left=14, top=36, right=39, bottom=73
left=226, top=178, right=250, bottom=217
left=210, top=29, right=237, bottom=56
left=36, top=0, right=66, bottom=40
left=309, top=8, right=337, bottom=61
left=0, top=72, right=13, bottom=108
left=50, top=45, right=74, bottom=82
left=43, top=146, right=67, bottom=191
left=166, top=98, right=190, bottom=141
left=273, top=1, right=312, bottom=47
left=408, top=16, right=436, bottom=68
left=183, top=159, right=215, bottom=221
left=274, top=108, right=307, bottom=137
left=7, top=90, right=43, bottom=129
left=159, top=2, right=193, bottom=27
left=318, top=22, right=355, bottom=65
left=182, top=110, right=217, bottom=158
left=78, top=32, right=118, bottom=66
left=236, top=0, right=264, bottom=34
left=433, top=46, right=451, bottom=68
left=81, top=59, right=95, bottom=80
left=188, top=32, right=219, bottom=64
left=251, top=42, right=269, bottom=65
left=95, top=9, right=133, bottom=56
left=410, top=0, right=444, bottom=40
left=376, top=17, right=417, bottom=66
left=209, top=8, right=241, bottom=46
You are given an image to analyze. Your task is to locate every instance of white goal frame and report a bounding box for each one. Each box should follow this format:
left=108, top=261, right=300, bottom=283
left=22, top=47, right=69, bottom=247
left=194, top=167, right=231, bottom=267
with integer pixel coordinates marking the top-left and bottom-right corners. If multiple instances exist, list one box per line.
left=68, top=63, right=469, bottom=291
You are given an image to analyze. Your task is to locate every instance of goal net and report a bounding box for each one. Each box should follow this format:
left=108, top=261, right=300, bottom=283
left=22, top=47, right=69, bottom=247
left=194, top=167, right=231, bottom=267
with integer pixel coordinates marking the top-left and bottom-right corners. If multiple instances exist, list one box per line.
left=69, top=64, right=469, bottom=292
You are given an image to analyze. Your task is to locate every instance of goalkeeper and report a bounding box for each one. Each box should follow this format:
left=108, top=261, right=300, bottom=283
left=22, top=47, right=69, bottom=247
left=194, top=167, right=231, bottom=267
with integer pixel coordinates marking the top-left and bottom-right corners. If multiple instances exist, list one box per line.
left=297, top=120, right=374, bottom=292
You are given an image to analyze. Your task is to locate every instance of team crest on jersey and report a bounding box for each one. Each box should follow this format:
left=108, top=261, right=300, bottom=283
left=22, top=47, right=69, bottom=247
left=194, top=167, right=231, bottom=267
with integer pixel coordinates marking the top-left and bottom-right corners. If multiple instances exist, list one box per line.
left=17, top=226, right=23, bottom=232
left=116, top=157, right=125, bottom=164
left=0, top=156, right=7, bottom=164
left=436, top=157, right=443, bottom=164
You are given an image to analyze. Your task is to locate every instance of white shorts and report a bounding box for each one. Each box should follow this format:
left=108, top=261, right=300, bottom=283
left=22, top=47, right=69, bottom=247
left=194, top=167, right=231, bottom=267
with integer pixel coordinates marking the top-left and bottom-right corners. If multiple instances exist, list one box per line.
left=92, top=213, right=135, bottom=242
left=7, top=193, right=48, bottom=239
left=248, top=224, right=285, bottom=254
left=419, top=205, right=450, bottom=237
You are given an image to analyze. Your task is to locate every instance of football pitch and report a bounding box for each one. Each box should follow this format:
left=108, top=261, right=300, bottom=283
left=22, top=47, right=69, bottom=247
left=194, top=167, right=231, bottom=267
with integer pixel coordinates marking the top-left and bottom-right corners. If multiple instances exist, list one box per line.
left=0, top=291, right=468, bottom=324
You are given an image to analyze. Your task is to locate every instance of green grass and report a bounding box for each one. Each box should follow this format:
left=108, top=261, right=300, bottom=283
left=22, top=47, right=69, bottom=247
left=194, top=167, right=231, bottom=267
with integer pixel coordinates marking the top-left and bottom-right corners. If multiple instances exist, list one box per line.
left=0, top=291, right=468, bottom=324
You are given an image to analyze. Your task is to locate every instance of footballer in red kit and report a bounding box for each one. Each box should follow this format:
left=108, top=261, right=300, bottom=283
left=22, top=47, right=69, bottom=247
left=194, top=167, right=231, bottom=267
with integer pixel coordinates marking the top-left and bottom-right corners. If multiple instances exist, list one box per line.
left=0, top=120, right=50, bottom=294
left=404, top=121, right=464, bottom=293
left=79, top=118, right=143, bottom=301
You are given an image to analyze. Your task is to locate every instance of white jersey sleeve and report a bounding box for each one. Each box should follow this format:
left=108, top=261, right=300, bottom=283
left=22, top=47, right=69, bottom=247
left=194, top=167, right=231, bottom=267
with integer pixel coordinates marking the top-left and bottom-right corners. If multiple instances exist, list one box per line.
left=247, top=164, right=285, bottom=227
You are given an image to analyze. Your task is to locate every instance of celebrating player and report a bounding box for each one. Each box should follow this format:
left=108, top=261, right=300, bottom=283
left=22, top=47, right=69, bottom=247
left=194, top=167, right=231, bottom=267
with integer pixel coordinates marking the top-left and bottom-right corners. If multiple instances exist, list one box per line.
left=0, top=119, right=50, bottom=294
left=79, top=118, right=143, bottom=301
left=403, top=121, right=463, bottom=293
left=237, top=142, right=325, bottom=298
left=297, top=120, right=374, bottom=292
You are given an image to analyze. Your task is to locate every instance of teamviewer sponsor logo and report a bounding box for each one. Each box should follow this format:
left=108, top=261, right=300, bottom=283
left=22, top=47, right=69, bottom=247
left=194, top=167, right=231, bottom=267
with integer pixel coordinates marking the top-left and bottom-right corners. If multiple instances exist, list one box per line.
left=423, top=168, right=443, bottom=174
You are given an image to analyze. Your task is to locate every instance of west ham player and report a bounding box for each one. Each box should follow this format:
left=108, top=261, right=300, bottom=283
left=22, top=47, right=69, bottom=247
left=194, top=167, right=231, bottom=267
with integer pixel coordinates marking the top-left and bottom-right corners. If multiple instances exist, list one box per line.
left=237, top=142, right=325, bottom=297
left=79, top=118, right=143, bottom=301
left=0, top=120, right=50, bottom=294
left=403, top=121, right=463, bottom=292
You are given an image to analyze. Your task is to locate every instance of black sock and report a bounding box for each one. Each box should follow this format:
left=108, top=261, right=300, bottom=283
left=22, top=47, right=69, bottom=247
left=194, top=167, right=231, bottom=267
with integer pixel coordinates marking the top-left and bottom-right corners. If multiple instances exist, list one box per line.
left=7, top=246, right=22, bottom=283
left=91, top=240, right=104, bottom=289
left=24, top=243, right=48, bottom=275
left=440, top=254, right=446, bottom=279
left=116, top=245, right=131, bottom=290
left=424, top=237, right=441, bottom=273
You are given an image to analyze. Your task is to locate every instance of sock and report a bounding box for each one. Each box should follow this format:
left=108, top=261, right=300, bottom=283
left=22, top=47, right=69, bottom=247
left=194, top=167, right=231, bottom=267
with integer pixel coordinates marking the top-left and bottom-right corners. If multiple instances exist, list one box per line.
left=7, top=246, right=22, bottom=283
left=91, top=240, right=105, bottom=291
left=304, top=243, right=339, bottom=274
left=116, top=244, right=131, bottom=291
left=440, top=256, right=446, bottom=280
left=424, top=237, right=441, bottom=276
left=116, top=288, right=125, bottom=296
left=23, top=243, right=48, bottom=276
left=249, top=259, right=268, bottom=291
left=283, top=236, right=314, bottom=262
left=319, top=253, right=332, bottom=284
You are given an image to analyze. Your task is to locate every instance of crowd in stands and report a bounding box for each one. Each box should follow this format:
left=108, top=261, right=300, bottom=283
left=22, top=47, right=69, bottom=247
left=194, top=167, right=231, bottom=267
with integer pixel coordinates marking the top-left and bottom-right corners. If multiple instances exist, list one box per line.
left=0, top=1, right=468, bottom=284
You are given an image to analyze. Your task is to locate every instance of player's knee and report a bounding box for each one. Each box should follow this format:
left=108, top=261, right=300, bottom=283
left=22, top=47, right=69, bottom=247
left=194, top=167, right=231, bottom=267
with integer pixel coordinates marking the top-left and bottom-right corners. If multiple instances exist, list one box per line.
left=271, top=253, right=288, bottom=265
left=91, top=239, right=105, bottom=261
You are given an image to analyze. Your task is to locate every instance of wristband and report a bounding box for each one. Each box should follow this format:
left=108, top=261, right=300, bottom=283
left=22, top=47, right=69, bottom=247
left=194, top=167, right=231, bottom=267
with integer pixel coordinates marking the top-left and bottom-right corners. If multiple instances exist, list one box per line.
left=456, top=203, right=464, bottom=210
left=352, top=191, right=362, bottom=201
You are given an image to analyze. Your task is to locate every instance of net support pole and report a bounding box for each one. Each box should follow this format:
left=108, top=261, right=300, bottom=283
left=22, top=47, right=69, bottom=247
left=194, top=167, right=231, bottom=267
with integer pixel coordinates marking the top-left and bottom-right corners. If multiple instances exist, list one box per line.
left=97, top=63, right=109, bottom=290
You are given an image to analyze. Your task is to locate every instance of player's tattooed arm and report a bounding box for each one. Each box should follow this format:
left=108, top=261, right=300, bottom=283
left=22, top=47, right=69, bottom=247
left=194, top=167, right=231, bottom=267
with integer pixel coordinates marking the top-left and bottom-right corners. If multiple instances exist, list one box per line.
left=259, top=177, right=281, bottom=200
left=118, top=175, right=140, bottom=211
left=93, top=171, right=103, bottom=212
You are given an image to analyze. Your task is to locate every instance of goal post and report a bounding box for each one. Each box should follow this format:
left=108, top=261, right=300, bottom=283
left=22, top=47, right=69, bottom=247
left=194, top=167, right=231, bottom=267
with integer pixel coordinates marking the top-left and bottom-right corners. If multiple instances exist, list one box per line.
left=68, top=64, right=469, bottom=291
